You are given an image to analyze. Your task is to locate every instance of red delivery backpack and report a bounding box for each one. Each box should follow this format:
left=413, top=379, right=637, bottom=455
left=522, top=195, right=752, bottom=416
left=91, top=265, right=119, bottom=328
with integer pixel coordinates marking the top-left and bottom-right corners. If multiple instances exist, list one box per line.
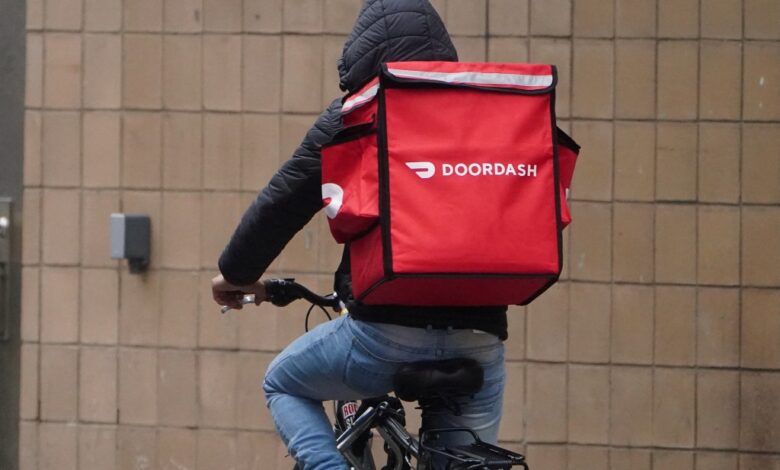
left=321, top=61, right=580, bottom=307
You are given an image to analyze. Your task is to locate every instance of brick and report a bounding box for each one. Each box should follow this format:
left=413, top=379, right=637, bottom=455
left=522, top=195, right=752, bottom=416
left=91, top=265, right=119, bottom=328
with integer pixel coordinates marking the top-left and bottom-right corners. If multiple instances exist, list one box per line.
left=44, top=33, right=81, bottom=108
left=40, top=267, right=79, bottom=343
left=572, top=40, right=614, bottom=119
left=82, top=190, right=120, bottom=268
left=276, top=221, right=321, bottom=274
left=696, top=370, right=740, bottom=449
left=164, top=0, right=202, bottom=32
left=201, top=192, right=241, bottom=268
left=745, top=0, right=780, bottom=39
left=24, top=111, right=42, bottom=187
left=504, top=305, right=526, bottom=360
left=83, top=112, right=121, bottom=188
left=526, top=282, right=568, bottom=361
left=698, top=206, right=740, bottom=285
left=569, top=202, right=612, bottom=281
left=655, top=286, right=696, bottom=366
left=498, top=362, right=525, bottom=440
left=280, top=114, right=314, bottom=161
left=741, top=455, right=780, bottom=470
left=741, top=372, right=780, bottom=452
left=656, top=125, right=698, bottom=202
left=489, top=0, right=529, bottom=36
left=282, top=36, right=324, bottom=113
left=159, top=270, right=199, bottom=348
left=45, top=0, right=81, bottom=30
left=118, top=348, right=158, bottom=425
left=283, top=0, right=323, bottom=32
left=26, top=34, right=43, bottom=107
left=655, top=204, right=697, bottom=284
left=79, top=425, right=117, bottom=470
left=80, top=268, right=119, bottom=345
left=530, top=0, right=570, bottom=36
left=243, top=36, right=282, bottom=112
left=611, top=366, right=652, bottom=446
left=19, top=421, right=38, bottom=469
left=123, top=35, right=163, bottom=109
left=85, top=0, right=121, bottom=31
left=529, top=39, right=571, bottom=118
left=42, top=111, right=81, bottom=187
left=158, top=350, right=198, bottom=427
left=701, top=0, right=741, bottom=38
left=242, top=114, right=281, bottom=191
left=700, top=41, right=741, bottom=120
left=453, top=37, right=488, bottom=62
left=22, top=189, right=41, bottom=265
left=199, top=351, right=237, bottom=428
left=488, top=37, right=529, bottom=63
left=321, top=36, right=344, bottom=108
left=696, top=453, right=738, bottom=470
left=568, top=365, right=609, bottom=444
left=161, top=191, right=201, bottom=269
left=203, top=113, right=241, bottom=190
left=119, top=270, right=160, bottom=346
left=20, top=344, right=38, bottom=420
left=568, top=283, right=610, bottom=363
left=244, top=0, right=282, bottom=32
left=611, top=285, right=653, bottom=364
left=39, top=423, right=77, bottom=470
left=742, top=207, right=780, bottom=286
left=615, top=0, right=656, bottom=37
left=526, top=445, right=566, bottom=470
left=653, top=451, right=694, bottom=470
left=615, top=40, right=655, bottom=119
left=27, top=0, right=43, bottom=29
left=204, top=0, right=241, bottom=31
left=162, top=35, right=202, bottom=110
left=610, top=448, right=651, bottom=470
left=653, top=368, right=695, bottom=447
left=568, top=446, right=608, bottom=470
left=574, top=0, right=613, bottom=37
left=197, top=430, right=238, bottom=469
left=447, top=0, right=487, bottom=35
left=324, top=0, right=362, bottom=33
left=613, top=203, right=654, bottom=283
left=157, top=428, right=197, bottom=470
left=203, top=35, right=242, bottom=111
left=526, top=364, right=567, bottom=442
left=697, top=288, right=740, bottom=367
left=698, top=123, right=740, bottom=203
left=614, top=122, right=654, bottom=201
left=238, top=431, right=281, bottom=470
left=744, top=42, right=780, bottom=121
left=658, top=41, right=699, bottom=120
left=658, top=0, right=698, bottom=37
left=570, top=121, right=613, bottom=201
left=742, top=289, right=780, bottom=368
left=743, top=124, right=780, bottom=204
left=162, top=112, right=202, bottom=189
left=83, top=34, right=121, bottom=109
left=117, top=426, right=157, bottom=469
left=237, top=352, right=275, bottom=430
left=123, top=0, right=162, bottom=31
left=79, top=347, right=118, bottom=423
left=21, top=267, right=39, bottom=342
left=122, top=112, right=162, bottom=188
left=40, top=345, right=78, bottom=420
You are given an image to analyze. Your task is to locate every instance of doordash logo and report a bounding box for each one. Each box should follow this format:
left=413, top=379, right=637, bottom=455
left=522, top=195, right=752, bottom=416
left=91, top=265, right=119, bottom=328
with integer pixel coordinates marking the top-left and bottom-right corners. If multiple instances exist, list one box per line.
left=405, top=161, right=538, bottom=179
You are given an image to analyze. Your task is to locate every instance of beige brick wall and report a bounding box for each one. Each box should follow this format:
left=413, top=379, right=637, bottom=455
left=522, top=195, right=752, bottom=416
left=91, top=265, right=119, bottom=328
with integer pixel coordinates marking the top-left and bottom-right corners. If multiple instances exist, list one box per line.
left=20, top=0, right=780, bottom=468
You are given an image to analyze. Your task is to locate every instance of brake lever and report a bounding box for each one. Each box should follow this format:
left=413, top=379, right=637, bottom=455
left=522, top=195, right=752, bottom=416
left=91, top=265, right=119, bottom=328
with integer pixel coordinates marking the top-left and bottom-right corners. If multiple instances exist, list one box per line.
left=220, top=294, right=256, bottom=314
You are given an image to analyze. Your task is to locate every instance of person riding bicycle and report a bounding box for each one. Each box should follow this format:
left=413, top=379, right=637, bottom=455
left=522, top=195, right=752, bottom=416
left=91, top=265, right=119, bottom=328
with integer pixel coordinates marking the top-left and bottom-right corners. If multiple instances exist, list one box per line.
left=212, top=1, right=509, bottom=468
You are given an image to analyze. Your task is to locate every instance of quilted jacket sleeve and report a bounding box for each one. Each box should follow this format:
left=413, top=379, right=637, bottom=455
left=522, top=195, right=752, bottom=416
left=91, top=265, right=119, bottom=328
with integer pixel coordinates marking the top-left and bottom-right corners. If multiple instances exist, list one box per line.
left=218, top=98, right=343, bottom=286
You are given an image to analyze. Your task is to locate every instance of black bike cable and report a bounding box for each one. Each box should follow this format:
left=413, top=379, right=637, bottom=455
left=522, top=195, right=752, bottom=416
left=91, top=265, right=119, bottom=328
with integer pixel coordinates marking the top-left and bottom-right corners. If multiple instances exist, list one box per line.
left=304, top=303, right=333, bottom=332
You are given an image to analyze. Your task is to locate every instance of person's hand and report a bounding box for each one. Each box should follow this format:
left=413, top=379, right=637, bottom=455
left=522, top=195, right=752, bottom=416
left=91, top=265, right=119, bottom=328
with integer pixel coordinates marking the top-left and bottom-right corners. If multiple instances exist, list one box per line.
left=211, top=274, right=267, bottom=310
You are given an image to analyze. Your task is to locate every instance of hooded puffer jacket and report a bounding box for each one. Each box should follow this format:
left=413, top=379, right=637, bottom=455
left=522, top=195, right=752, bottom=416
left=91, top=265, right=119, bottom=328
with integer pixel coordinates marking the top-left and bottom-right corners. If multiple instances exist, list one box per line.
left=219, top=0, right=508, bottom=339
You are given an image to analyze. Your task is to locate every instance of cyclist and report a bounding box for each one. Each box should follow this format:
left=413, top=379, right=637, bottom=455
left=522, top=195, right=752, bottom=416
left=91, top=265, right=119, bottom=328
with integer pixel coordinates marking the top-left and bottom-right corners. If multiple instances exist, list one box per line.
left=212, top=1, right=509, bottom=468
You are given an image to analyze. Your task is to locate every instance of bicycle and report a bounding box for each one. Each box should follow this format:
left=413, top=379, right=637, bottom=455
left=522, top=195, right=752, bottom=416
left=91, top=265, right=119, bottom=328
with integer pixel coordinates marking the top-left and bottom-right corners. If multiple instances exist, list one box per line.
left=222, top=278, right=529, bottom=470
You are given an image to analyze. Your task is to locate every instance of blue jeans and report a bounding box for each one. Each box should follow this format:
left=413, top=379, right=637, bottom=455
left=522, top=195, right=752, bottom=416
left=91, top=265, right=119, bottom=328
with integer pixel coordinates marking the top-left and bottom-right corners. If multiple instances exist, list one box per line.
left=262, top=315, right=506, bottom=470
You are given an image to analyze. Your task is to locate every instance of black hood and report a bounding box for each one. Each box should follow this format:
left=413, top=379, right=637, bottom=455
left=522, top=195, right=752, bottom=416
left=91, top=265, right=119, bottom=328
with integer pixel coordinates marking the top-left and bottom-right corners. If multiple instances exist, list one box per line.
left=338, top=0, right=458, bottom=93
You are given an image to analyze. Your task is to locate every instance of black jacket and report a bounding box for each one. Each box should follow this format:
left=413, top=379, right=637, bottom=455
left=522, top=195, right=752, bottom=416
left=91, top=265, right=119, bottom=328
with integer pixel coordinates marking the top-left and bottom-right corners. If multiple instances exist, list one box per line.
left=219, top=0, right=508, bottom=339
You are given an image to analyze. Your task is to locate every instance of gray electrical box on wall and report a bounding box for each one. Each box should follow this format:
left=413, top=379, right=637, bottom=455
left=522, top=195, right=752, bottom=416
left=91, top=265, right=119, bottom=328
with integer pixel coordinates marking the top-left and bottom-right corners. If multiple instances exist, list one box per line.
left=110, top=213, right=151, bottom=273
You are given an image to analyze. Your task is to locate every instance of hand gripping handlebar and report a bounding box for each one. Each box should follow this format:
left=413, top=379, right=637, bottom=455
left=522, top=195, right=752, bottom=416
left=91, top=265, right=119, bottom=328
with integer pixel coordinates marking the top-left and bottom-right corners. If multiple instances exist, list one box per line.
left=220, top=278, right=341, bottom=314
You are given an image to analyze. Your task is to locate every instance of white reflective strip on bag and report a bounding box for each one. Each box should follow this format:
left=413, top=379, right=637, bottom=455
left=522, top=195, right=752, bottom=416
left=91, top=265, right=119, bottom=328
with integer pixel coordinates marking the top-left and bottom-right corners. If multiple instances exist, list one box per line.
left=386, top=68, right=553, bottom=89
left=342, top=83, right=380, bottom=114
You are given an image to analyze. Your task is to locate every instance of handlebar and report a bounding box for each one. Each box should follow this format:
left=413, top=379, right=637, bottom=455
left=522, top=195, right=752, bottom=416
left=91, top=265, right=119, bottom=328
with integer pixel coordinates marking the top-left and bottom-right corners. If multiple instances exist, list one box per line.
left=220, top=278, right=342, bottom=314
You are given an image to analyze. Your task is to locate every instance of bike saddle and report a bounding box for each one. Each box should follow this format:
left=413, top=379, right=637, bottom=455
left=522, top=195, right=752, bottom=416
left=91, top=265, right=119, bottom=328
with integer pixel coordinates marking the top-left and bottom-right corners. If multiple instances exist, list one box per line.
left=393, top=358, right=484, bottom=403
